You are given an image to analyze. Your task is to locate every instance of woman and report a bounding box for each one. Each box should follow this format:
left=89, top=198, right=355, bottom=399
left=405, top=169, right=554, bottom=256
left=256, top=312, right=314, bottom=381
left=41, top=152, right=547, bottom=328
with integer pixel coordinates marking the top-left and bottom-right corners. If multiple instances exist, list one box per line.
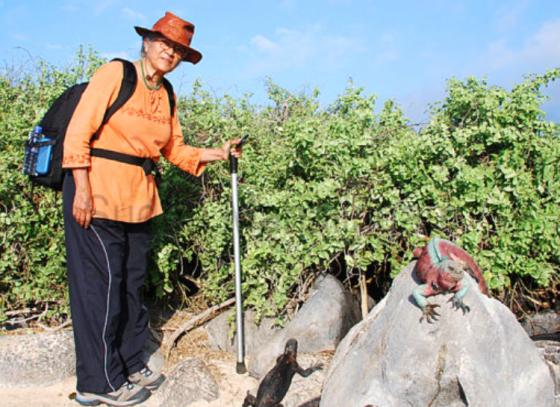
left=62, top=11, right=241, bottom=406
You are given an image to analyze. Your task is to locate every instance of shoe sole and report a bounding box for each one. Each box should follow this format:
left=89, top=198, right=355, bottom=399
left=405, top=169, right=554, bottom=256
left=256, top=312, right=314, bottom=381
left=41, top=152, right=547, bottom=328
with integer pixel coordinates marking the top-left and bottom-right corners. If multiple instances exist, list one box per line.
left=143, top=374, right=166, bottom=391
left=75, top=389, right=150, bottom=407
left=129, top=372, right=166, bottom=391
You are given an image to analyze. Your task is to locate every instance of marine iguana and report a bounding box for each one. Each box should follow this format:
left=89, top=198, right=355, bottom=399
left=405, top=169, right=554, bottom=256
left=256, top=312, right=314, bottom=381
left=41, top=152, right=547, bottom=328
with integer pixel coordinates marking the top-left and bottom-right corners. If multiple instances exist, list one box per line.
left=412, top=237, right=489, bottom=323
left=242, top=338, right=323, bottom=407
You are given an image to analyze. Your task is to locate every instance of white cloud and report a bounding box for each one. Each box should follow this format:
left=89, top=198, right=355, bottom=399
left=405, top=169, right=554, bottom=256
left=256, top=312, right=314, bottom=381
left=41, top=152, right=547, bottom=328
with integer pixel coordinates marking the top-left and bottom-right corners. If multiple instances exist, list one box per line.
left=122, top=7, right=146, bottom=21
left=242, top=24, right=365, bottom=75
left=12, top=33, right=28, bottom=42
left=375, top=33, right=400, bottom=63
left=494, top=0, right=530, bottom=32
left=523, top=20, right=560, bottom=65
left=45, top=43, right=64, bottom=50
left=93, top=0, right=116, bottom=15
left=482, top=19, right=560, bottom=73
left=251, top=35, right=278, bottom=52
left=60, top=2, right=79, bottom=12
left=485, top=39, right=516, bottom=70
left=278, top=0, right=298, bottom=9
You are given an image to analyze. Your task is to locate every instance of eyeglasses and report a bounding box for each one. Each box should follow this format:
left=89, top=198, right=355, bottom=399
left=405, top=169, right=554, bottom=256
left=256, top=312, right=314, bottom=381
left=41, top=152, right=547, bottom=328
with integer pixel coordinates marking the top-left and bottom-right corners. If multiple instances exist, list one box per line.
left=153, top=37, right=187, bottom=59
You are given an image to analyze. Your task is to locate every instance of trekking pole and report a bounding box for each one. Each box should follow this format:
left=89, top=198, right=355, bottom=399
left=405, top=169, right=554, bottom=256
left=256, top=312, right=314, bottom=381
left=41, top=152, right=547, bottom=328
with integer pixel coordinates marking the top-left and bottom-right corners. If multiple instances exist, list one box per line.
left=230, top=134, right=248, bottom=374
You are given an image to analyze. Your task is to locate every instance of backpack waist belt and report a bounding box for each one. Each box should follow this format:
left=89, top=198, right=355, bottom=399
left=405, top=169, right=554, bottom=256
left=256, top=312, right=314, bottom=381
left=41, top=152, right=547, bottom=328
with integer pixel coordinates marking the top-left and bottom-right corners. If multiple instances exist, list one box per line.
left=90, top=148, right=159, bottom=177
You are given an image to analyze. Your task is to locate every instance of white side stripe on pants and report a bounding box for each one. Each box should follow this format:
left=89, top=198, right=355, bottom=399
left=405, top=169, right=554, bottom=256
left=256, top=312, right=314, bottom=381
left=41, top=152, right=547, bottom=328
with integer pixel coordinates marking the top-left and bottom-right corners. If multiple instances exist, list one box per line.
left=91, top=225, right=116, bottom=392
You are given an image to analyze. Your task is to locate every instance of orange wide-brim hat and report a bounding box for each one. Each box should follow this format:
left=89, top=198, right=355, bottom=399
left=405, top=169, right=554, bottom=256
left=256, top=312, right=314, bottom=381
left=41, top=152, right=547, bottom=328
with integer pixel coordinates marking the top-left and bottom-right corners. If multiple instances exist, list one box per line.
left=135, top=11, right=202, bottom=64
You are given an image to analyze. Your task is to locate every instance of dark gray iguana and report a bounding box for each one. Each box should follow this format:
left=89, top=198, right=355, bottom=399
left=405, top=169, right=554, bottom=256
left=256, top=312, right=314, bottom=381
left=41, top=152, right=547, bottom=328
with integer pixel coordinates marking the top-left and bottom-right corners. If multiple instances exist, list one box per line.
left=242, top=338, right=323, bottom=407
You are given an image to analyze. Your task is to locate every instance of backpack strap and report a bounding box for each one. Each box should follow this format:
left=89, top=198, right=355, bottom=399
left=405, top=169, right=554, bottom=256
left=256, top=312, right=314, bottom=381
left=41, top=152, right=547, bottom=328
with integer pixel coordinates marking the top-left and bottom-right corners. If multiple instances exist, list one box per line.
left=101, top=58, right=137, bottom=126
left=90, top=148, right=157, bottom=175
left=89, top=59, right=174, bottom=184
left=162, top=77, right=175, bottom=117
left=99, top=58, right=175, bottom=127
left=92, top=58, right=137, bottom=140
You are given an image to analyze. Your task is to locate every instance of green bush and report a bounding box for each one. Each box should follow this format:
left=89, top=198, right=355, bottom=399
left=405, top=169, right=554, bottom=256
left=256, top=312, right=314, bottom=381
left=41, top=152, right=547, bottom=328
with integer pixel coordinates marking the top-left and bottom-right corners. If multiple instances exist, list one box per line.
left=0, top=48, right=104, bottom=321
left=0, top=48, right=558, bottom=323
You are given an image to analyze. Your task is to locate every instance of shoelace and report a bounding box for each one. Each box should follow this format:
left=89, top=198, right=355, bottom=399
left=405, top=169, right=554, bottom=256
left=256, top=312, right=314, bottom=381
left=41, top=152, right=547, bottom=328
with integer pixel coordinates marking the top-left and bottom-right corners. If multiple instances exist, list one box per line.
left=139, top=367, right=153, bottom=377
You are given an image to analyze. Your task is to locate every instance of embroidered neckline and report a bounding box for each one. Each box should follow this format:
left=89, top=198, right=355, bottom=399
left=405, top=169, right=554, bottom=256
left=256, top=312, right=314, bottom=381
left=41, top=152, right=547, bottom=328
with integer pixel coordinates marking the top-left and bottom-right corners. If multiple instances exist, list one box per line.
left=140, top=59, right=162, bottom=91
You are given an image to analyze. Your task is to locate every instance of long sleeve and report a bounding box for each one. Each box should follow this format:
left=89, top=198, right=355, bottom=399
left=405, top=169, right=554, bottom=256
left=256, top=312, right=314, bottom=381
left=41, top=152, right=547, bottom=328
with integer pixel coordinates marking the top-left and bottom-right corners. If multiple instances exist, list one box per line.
left=62, top=62, right=122, bottom=168
left=59, top=60, right=206, bottom=222
left=161, top=110, right=207, bottom=176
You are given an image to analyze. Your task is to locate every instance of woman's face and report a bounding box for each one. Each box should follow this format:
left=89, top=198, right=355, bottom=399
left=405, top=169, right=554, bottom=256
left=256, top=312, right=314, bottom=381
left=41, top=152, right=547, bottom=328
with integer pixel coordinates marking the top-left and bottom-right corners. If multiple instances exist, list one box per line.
left=143, top=36, right=184, bottom=74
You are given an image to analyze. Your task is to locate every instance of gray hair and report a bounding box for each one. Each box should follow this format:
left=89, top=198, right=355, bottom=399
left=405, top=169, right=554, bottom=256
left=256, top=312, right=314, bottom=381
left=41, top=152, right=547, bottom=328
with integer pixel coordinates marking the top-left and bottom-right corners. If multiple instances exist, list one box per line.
left=140, top=32, right=161, bottom=57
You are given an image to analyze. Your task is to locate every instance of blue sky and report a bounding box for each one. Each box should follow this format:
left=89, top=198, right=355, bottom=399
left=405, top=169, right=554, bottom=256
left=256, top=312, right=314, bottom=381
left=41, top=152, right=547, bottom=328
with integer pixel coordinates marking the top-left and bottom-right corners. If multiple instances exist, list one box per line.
left=1, top=0, right=559, bottom=122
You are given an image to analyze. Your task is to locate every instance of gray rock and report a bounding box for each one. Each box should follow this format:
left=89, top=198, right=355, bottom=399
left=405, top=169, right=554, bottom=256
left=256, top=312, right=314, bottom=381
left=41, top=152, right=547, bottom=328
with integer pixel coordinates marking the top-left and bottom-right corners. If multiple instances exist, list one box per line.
left=156, top=357, right=219, bottom=407
left=535, top=339, right=560, bottom=398
left=282, top=353, right=330, bottom=407
left=204, top=309, right=279, bottom=357
left=142, top=336, right=164, bottom=374
left=522, top=310, right=560, bottom=337
left=0, top=330, right=75, bottom=388
left=249, top=274, right=359, bottom=377
left=320, top=262, right=556, bottom=407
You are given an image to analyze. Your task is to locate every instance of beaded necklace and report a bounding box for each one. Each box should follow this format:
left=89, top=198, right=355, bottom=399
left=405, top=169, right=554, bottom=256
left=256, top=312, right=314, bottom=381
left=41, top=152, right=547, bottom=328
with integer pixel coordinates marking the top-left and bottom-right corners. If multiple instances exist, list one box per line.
left=140, top=59, right=162, bottom=91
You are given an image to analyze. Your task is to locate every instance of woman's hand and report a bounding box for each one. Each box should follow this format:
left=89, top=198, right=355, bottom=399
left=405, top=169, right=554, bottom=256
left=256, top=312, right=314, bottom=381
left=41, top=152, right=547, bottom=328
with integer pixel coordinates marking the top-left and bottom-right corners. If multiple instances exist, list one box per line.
left=200, top=139, right=244, bottom=163
left=222, top=138, right=243, bottom=159
left=72, top=168, right=95, bottom=229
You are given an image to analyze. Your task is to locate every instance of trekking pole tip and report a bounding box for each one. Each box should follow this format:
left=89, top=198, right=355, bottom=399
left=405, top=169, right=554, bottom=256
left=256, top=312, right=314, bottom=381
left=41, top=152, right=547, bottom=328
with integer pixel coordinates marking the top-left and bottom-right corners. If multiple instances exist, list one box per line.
left=236, top=361, right=247, bottom=374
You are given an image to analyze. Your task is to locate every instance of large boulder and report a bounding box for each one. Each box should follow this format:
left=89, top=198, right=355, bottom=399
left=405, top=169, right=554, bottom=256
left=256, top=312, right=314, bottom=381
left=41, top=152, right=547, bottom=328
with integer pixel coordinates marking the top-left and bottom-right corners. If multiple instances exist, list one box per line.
left=522, top=310, right=560, bottom=337
left=0, top=330, right=75, bottom=388
left=320, top=263, right=556, bottom=407
left=248, top=274, right=359, bottom=377
left=534, top=339, right=560, bottom=402
left=142, top=334, right=165, bottom=374
left=204, top=309, right=278, bottom=357
left=156, top=357, right=219, bottom=407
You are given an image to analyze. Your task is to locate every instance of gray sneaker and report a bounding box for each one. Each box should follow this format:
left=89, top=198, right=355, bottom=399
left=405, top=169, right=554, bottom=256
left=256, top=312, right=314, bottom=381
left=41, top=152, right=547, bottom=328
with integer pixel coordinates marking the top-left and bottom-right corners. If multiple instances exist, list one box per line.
left=75, top=381, right=150, bottom=406
left=128, top=366, right=165, bottom=391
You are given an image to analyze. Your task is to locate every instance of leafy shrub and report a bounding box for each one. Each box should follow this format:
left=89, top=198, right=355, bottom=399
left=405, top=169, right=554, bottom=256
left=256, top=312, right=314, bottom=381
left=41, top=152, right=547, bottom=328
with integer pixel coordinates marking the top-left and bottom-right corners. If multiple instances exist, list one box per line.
left=0, top=48, right=558, bottom=323
left=0, top=48, right=104, bottom=321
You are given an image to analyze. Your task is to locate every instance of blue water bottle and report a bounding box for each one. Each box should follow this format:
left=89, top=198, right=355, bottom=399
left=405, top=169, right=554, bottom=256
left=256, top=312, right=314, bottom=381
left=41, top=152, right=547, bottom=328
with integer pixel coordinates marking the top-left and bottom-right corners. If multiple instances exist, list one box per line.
left=35, top=133, right=53, bottom=175
left=23, top=125, right=43, bottom=175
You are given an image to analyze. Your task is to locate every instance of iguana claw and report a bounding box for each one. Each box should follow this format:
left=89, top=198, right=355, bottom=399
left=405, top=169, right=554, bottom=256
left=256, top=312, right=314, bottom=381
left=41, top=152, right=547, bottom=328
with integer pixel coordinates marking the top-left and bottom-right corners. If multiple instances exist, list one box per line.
left=449, top=297, right=470, bottom=314
left=420, top=303, right=440, bottom=323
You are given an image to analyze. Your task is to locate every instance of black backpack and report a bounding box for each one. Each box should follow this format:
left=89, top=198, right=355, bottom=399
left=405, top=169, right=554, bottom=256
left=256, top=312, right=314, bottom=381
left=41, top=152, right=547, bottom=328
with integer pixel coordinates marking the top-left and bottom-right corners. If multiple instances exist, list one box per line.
left=26, top=58, right=175, bottom=190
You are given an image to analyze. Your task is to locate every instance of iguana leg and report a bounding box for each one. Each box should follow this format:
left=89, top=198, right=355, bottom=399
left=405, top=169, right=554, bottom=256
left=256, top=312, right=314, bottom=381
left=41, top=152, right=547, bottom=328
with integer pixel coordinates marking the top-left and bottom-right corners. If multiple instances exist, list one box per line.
left=449, top=278, right=470, bottom=314
left=242, top=391, right=257, bottom=407
left=296, top=362, right=323, bottom=377
left=413, top=284, right=440, bottom=323
left=420, top=304, right=441, bottom=323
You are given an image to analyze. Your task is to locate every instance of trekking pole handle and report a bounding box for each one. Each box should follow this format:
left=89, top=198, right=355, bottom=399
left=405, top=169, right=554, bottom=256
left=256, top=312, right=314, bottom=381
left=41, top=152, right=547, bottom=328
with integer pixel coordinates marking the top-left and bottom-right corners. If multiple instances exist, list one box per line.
left=229, top=134, right=249, bottom=174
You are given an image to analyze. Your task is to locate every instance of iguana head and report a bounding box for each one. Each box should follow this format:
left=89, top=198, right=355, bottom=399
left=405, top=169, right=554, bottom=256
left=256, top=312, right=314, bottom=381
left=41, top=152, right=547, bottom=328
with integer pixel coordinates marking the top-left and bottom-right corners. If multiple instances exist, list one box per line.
left=440, top=255, right=468, bottom=282
left=285, top=338, right=298, bottom=357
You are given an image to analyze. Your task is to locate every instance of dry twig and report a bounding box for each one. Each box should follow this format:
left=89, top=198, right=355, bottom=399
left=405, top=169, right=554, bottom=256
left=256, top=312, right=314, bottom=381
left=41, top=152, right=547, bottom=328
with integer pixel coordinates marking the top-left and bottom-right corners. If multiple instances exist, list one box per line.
left=163, top=297, right=235, bottom=360
left=37, top=319, right=72, bottom=332
left=359, top=273, right=368, bottom=320
left=4, top=307, right=48, bottom=326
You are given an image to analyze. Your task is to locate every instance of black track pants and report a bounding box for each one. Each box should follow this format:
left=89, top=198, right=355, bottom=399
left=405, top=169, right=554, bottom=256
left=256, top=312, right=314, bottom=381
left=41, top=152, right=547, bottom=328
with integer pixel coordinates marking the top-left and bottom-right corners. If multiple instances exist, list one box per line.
left=63, top=174, right=151, bottom=394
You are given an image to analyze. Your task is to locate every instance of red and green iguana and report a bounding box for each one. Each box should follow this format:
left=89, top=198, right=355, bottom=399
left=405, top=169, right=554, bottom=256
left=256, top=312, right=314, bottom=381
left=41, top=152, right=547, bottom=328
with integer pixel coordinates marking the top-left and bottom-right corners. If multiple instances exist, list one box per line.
left=412, top=237, right=489, bottom=323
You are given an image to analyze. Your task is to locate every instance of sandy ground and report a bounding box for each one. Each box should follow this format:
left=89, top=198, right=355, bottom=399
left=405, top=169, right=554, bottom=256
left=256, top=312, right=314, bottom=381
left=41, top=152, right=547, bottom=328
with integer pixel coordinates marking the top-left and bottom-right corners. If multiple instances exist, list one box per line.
left=0, top=356, right=258, bottom=407
left=0, top=310, right=260, bottom=407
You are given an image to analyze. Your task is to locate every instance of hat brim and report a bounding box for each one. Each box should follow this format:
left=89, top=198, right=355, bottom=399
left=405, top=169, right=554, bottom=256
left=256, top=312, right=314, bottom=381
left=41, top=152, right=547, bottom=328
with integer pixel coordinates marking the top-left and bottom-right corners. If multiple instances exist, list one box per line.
left=135, top=26, right=202, bottom=64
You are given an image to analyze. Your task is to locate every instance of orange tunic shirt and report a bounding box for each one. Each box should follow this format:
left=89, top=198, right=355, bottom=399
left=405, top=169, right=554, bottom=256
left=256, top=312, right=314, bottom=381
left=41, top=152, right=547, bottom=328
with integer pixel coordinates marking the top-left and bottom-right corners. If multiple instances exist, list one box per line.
left=63, top=61, right=206, bottom=223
